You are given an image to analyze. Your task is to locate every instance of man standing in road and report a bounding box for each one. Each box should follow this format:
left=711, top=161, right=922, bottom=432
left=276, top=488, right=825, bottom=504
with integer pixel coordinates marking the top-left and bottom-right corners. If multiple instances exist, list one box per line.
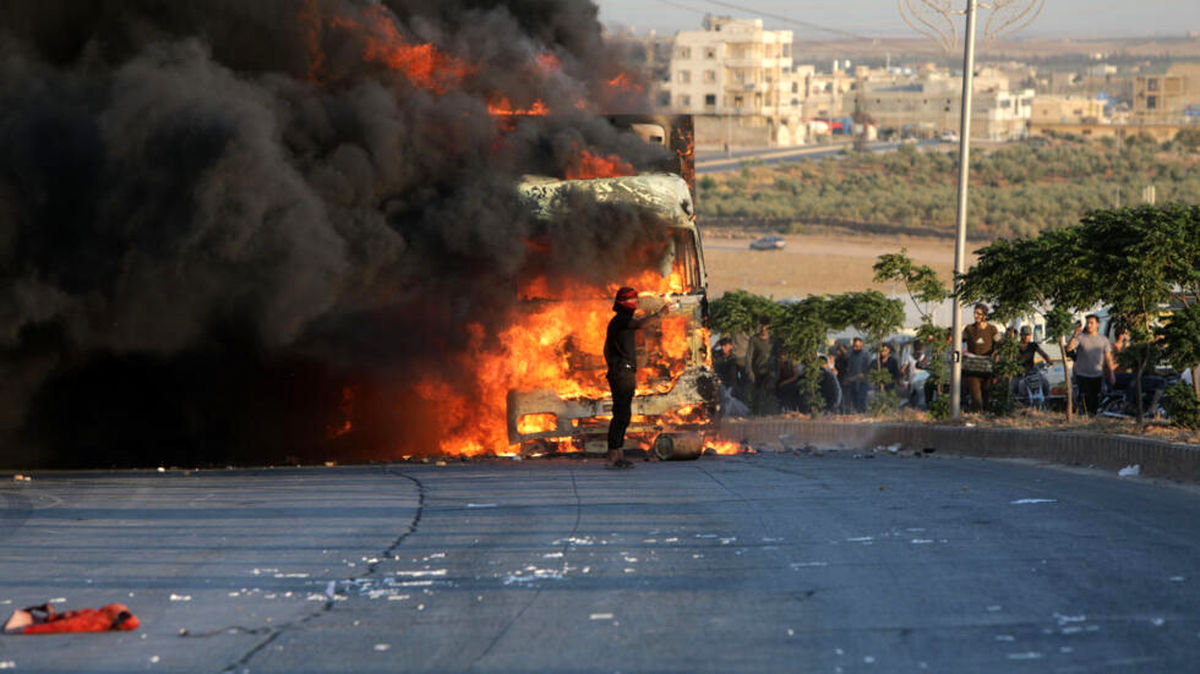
left=1067, top=314, right=1116, bottom=416
left=604, top=286, right=666, bottom=469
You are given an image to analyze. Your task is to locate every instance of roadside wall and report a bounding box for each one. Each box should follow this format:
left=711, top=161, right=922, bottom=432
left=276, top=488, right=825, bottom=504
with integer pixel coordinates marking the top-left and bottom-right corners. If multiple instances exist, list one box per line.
left=718, top=418, right=1200, bottom=483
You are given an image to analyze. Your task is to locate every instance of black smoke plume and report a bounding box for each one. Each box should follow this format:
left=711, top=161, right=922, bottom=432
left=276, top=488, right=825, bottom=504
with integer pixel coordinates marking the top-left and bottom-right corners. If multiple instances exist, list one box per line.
left=1, top=0, right=668, bottom=467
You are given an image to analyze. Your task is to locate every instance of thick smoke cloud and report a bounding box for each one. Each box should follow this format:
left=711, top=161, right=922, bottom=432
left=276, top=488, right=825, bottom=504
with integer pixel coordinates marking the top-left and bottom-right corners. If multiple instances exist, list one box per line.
left=1, top=0, right=666, bottom=467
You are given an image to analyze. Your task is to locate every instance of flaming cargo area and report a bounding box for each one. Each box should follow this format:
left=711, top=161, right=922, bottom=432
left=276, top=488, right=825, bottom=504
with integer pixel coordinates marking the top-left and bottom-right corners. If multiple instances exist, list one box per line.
left=0, top=2, right=730, bottom=467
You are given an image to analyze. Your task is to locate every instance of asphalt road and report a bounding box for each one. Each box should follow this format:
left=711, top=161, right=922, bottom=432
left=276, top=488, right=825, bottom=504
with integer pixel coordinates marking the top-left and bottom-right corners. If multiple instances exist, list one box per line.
left=695, top=139, right=942, bottom=174
left=2, top=451, right=1199, bottom=672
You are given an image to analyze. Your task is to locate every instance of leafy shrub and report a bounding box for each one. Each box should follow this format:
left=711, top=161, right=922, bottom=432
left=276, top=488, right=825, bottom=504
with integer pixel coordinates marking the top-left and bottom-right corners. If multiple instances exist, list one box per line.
left=1163, top=382, right=1200, bottom=430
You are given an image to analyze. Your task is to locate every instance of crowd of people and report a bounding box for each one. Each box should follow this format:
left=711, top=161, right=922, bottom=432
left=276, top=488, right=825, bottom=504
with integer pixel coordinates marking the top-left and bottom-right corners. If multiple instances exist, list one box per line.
left=712, top=304, right=1186, bottom=419
left=711, top=315, right=932, bottom=417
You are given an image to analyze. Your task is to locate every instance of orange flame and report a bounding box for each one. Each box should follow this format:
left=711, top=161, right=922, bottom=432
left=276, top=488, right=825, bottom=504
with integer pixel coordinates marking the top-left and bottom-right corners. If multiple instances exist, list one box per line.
left=704, top=439, right=743, bottom=455
left=326, top=385, right=357, bottom=439
left=606, top=73, right=644, bottom=94
left=516, top=413, right=559, bottom=434
left=421, top=285, right=694, bottom=456
left=487, top=98, right=550, bottom=116
left=565, top=150, right=635, bottom=180
left=325, top=6, right=473, bottom=93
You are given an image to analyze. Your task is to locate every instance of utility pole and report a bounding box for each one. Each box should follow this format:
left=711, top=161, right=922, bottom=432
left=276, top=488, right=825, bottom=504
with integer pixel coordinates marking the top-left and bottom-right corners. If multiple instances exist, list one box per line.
left=899, top=0, right=1046, bottom=418
left=948, top=0, right=979, bottom=419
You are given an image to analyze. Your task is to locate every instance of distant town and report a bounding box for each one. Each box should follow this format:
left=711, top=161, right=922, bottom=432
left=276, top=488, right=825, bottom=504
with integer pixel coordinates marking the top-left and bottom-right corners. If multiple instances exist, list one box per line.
left=609, top=15, right=1200, bottom=149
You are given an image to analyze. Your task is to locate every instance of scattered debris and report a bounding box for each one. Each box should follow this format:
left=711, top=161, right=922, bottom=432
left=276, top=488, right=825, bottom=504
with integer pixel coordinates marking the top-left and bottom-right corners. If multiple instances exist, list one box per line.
left=1010, top=498, right=1057, bottom=505
left=1118, top=464, right=1141, bottom=477
left=12, top=475, right=32, bottom=482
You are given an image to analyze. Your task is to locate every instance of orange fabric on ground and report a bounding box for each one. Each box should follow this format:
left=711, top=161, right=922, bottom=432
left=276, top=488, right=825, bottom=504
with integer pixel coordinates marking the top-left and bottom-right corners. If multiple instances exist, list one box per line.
left=21, top=604, right=139, bottom=634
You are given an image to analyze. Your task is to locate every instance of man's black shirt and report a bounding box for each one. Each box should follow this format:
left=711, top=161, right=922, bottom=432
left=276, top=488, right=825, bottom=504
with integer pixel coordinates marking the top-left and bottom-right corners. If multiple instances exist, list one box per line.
left=604, top=310, right=642, bottom=371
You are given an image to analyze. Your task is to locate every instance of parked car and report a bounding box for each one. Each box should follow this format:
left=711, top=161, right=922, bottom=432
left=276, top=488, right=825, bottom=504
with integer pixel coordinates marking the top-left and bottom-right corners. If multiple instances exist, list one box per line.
left=749, top=235, right=786, bottom=251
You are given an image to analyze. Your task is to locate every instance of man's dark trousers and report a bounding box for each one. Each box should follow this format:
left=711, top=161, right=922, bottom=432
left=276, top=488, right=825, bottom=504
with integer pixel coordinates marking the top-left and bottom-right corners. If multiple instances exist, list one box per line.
left=607, top=366, right=636, bottom=449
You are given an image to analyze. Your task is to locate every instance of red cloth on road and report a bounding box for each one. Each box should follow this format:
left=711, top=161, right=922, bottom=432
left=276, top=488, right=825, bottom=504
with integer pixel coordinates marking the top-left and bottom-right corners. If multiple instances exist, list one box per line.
left=17, top=603, right=139, bottom=634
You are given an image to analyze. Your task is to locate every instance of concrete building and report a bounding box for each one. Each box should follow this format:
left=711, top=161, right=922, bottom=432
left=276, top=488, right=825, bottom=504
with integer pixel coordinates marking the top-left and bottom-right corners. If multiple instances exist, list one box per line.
left=659, top=16, right=804, bottom=147
left=1133, top=63, right=1200, bottom=124
left=1032, top=95, right=1108, bottom=125
left=856, top=69, right=1033, bottom=141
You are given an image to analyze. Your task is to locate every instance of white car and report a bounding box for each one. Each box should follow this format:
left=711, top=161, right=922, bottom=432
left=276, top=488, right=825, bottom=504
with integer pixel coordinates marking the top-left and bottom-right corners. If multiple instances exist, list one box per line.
left=749, top=235, right=786, bottom=251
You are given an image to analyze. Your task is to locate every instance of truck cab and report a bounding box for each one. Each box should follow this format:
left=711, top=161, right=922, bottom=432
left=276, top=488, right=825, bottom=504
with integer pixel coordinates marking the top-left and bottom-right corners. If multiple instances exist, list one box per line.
left=504, top=117, right=716, bottom=457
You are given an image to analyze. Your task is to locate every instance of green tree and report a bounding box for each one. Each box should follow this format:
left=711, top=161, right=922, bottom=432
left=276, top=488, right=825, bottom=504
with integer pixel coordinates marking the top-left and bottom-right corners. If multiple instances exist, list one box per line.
left=777, top=296, right=833, bottom=416
left=827, top=291, right=905, bottom=415
left=1176, top=128, right=1200, bottom=151
left=1077, top=204, right=1200, bottom=421
left=709, top=290, right=781, bottom=337
left=873, top=248, right=951, bottom=415
left=1158, top=303, right=1200, bottom=400
left=958, top=227, right=1096, bottom=420
left=872, top=248, right=949, bottom=323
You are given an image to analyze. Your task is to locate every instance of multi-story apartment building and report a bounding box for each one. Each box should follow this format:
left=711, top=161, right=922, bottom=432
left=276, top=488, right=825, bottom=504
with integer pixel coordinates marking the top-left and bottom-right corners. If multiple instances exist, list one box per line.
left=659, top=16, right=804, bottom=146
left=1133, top=63, right=1200, bottom=124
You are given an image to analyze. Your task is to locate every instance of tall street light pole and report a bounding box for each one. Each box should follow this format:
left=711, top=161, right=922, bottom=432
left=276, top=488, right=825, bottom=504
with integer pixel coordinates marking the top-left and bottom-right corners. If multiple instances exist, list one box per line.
left=948, top=0, right=978, bottom=419
left=898, top=0, right=1045, bottom=417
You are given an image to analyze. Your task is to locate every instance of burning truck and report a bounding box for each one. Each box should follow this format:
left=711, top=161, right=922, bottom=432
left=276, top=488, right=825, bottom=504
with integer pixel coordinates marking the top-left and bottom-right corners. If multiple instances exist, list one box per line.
left=504, top=116, right=719, bottom=460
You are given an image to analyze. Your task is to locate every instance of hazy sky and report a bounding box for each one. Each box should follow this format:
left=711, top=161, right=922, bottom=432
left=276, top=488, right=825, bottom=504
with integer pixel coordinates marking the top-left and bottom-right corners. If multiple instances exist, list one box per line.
left=594, top=1, right=1200, bottom=39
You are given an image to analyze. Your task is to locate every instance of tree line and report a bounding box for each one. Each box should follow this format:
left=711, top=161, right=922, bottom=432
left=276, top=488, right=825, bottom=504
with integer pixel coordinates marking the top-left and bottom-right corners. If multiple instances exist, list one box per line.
left=699, top=134, right=1200, bottom=240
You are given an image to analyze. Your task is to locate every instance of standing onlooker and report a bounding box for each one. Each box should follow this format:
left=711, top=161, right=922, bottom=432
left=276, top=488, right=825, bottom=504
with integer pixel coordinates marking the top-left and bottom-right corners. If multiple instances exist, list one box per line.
left=1067, top=314, right=1116, bottom=416
left=745, top=316, right=779, bottom=415
left=1109, top=327, right=1134, bottom=391
left=845, top=337, right=872, bottom=413
left=1015, top=325, right=1053, bottom=403
left=713, top=337, right=740, bottom=393
left=901, top=341, right=928, bottom=409
left=818, top=352, right=843, bottom=413
left=712, top=336, right=749, bottom=417
left=776, top=353, right=801, bottom=412
left=833, top=343, right=849, bottom=412
left=878, top=343, right=900, bottom=392
left=962, top=303, right=1000, bottom=413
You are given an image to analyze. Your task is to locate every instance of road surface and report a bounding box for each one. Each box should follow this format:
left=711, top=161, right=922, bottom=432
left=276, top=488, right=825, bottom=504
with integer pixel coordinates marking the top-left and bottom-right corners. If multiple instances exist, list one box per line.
left=2, top=451, right=1198, bottom=672
left=696, top=140, right=942, bottom=174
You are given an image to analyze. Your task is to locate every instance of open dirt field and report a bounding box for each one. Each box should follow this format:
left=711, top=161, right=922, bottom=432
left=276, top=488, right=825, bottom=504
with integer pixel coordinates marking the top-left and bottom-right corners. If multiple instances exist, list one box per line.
left=703, top=230, right=971, bottom=299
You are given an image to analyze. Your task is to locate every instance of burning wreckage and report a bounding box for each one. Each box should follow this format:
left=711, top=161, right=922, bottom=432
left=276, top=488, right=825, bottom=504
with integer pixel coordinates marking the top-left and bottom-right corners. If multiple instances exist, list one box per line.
left=0, top=3, right=736, bottom=467
left=504, top=122, right=719, bottom=460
